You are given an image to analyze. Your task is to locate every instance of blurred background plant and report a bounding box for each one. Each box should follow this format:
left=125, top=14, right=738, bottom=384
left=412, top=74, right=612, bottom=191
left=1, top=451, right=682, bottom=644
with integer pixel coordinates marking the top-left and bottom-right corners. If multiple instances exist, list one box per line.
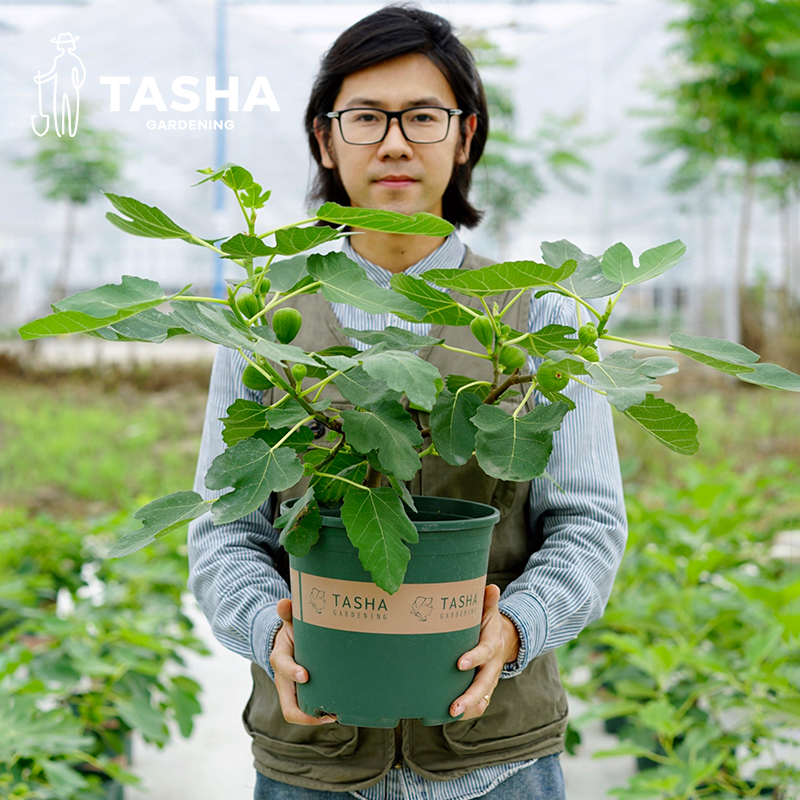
left=464, top=29, right=603, bottom=261
left=13, top=104, right=126, bottom=305
left=559, top=389, right=800, bottom=799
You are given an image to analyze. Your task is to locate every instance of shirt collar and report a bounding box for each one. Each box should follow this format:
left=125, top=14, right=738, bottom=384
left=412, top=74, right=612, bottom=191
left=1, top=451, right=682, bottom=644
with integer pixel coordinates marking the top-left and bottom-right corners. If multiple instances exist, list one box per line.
left=341, top=230, right=465, bottom=289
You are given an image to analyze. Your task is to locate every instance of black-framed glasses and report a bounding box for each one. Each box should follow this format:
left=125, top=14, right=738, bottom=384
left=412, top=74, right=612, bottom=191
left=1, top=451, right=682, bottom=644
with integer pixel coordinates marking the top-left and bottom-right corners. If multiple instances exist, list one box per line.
left=325, top=106, right=463, bottom=145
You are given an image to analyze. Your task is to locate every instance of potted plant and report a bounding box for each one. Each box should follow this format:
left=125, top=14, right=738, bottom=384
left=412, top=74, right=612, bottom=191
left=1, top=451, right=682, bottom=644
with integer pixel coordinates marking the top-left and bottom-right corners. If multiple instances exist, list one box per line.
left=18, top=162, right=800, bottom=728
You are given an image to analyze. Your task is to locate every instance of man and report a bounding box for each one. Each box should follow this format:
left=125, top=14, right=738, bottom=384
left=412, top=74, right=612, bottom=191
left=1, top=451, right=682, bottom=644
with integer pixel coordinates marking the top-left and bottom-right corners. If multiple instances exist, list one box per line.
left=187, top=5, right=627, bottom=799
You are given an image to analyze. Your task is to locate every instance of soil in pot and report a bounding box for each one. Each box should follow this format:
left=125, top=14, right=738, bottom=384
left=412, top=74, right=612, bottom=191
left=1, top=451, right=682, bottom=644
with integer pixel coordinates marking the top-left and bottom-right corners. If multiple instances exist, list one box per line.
left=285, top=496, right=500, bottom=728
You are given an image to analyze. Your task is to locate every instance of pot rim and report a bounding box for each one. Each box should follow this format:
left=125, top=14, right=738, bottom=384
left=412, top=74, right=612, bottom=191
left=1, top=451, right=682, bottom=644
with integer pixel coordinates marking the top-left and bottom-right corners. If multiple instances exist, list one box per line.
left=282, top=494, right=500, bottom=532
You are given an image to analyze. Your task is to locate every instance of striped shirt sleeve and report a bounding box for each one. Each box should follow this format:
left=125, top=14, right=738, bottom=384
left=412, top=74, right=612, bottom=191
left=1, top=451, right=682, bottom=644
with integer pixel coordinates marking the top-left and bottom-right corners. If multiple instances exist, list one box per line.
left=497, top=292, right=628, bottom=678
left=186, top=346, right=287, bottom=681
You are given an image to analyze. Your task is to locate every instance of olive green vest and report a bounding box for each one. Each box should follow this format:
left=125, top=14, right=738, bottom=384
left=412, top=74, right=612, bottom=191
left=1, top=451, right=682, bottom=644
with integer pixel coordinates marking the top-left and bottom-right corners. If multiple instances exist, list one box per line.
left=241, top=246, right=568, bottom=792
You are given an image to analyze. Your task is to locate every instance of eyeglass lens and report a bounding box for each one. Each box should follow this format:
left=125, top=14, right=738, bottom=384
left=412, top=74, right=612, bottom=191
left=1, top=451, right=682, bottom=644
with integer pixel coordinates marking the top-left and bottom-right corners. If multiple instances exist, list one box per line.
left=339, top=107, right=451, bottom=144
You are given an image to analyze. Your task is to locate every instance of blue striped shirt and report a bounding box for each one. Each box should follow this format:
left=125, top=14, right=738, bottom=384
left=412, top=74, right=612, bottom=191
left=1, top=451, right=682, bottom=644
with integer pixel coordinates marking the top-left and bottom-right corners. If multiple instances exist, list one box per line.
left=187, top=233, right=627, bottom=799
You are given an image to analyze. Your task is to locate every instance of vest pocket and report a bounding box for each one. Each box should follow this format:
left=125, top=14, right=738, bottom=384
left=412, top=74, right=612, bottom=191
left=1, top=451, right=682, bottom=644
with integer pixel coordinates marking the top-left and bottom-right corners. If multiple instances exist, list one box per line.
left=442, top=709, right=567, bottom=756
left=243, top=717, right=360, bottom=762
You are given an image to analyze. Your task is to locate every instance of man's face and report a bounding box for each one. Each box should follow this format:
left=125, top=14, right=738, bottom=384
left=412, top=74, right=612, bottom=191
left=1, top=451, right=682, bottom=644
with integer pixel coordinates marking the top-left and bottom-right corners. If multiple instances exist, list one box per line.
left=314, top=52, right=477, bottom=219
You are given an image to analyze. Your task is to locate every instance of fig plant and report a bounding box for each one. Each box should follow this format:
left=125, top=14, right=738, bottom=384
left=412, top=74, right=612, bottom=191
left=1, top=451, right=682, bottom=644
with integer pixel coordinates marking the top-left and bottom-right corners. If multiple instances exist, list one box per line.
left=18, top=163, right=800, bottom=595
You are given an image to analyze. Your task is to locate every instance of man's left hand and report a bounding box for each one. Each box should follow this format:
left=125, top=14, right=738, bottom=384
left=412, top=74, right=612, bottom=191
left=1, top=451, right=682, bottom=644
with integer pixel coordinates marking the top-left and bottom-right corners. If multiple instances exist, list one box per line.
left=449, top=584, right=520, bottom=720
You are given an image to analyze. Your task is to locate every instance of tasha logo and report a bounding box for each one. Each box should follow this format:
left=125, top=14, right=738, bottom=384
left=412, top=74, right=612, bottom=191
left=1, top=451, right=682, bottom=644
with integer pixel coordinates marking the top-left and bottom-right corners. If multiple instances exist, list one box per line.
left=32, top=32, right=87, bottom=137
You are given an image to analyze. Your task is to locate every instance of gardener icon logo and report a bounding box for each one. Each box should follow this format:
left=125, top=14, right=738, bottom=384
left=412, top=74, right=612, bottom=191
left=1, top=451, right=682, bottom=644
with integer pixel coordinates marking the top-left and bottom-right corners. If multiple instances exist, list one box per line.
left=32, top=32, right=87, bottom=137
left=309, top=588, right=326, bottom=614
left=410, top=596, right=434, bottom=622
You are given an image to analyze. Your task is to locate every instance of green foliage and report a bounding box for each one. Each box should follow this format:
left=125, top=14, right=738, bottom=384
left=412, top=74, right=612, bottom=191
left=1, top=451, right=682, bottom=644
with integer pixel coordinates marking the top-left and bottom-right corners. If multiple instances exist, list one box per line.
left=15, top=163, right=800, bottom=594
left=559, top=433, right=800, bottom=799
left=16, top=115, right=124, bottom=206
left=0, top=510, right=209, bottom=799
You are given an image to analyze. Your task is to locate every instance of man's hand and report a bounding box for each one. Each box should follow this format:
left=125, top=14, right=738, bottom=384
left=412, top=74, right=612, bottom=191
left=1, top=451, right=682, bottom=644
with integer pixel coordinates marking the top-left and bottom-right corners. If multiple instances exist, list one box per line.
left=269, top=598, right=337, bottom=725
left=449, top=584, right=520, bottom=720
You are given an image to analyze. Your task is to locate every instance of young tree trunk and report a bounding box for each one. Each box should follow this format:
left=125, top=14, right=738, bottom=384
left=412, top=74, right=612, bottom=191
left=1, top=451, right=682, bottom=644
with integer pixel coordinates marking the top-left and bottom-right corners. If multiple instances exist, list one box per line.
left=51, top=201, right=77, bottom=304
left=736, top=162, right=762, bottom=353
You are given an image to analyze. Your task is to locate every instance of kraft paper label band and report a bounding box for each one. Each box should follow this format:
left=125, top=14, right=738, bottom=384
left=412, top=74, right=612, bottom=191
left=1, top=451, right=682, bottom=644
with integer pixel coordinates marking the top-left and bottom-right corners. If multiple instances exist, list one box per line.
left=290, top=569, right=486, bottom=635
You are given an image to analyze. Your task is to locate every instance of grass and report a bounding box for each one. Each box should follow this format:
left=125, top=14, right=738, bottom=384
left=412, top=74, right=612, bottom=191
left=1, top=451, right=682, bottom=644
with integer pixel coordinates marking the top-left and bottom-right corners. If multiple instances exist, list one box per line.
left=0, top=370, right=209, bottom=518
left=0, top=366, right=797, bottom=527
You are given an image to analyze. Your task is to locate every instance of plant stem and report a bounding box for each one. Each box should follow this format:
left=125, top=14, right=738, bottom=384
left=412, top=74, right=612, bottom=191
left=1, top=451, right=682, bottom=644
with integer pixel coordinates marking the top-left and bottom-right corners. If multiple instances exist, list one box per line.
left=364, top=464, right=383, bottom=488
left=313, top=471, right=368, bottom=491
left=272, top=416, right=315, bottom=450
left=171, top=296, right=229, bottom=305
left=513, top=381, right=537, bottom=418
left=549, top=285, right=602, bottom=320
left=251, top=280, right=323, bottom=324
left=299, top=370, right=342, bottom=400
left=311, top=435, right=347, bottom=473
left=238, top=349, right=291, bottom=392
left=484, top=369, right=533, bottom=405
left=569, top=376, right=607, bottom=396
left=600, top=334, right=676, bottom=351
left=438, top=343, right=492, bottom=360
left=499, top=289, right=527, bottom=319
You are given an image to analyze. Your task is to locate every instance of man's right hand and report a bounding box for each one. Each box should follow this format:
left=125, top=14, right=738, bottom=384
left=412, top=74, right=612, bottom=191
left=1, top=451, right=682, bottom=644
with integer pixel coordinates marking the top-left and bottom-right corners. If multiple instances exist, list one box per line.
left=269, top=598, right=337, bottom=725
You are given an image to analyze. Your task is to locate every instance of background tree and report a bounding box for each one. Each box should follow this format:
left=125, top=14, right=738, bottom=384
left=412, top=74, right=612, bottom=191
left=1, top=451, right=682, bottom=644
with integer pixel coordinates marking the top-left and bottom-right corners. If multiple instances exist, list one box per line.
left=642, top=0, right=800, bottom=354
left=464, top=30, right=600, bottom=260
left=16, top=106, right=126, bottom=304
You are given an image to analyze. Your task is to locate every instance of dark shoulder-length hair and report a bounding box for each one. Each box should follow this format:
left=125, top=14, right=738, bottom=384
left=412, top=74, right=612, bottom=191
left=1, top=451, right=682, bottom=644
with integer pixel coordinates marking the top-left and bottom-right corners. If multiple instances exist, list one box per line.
left=304, top=3, right=488, bottom=229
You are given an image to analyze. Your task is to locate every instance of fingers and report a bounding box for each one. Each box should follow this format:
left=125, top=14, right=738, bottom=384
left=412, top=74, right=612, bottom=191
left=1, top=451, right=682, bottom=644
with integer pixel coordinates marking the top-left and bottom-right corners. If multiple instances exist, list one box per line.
left=450, top=662, right=499, bottom=721
left=457, top=584, right=502, bottom=670
left=270, top=601, right=336, bottom=726
left=450, top=584, right=504, bottom=721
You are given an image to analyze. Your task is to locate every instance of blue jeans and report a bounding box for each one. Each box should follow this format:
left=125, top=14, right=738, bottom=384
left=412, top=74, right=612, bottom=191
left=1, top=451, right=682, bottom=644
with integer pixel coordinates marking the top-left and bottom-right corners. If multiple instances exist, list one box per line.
left=254, top=754, right=566, bottom=799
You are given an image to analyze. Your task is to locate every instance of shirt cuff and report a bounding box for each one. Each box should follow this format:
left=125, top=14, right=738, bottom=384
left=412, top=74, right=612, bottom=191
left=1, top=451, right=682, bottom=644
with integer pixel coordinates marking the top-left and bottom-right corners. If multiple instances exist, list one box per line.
left=497, top=592, right=548, bottom=678
left=251, top=605, right=283, bottom=680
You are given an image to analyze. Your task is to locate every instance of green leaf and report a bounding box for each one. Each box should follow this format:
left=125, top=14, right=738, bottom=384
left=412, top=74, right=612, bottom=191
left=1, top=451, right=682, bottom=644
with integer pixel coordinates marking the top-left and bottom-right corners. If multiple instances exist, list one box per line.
left=205, top=440, right=303, bottom=524
left=273, top=225, right=347, bottom=256
left=307, top=252, right=426, bottom=319
left=166, top=677, right=203, bottom=738
left=220, top=233, right=274, bottom=258
left=510, top=324, right=579, bottom=358
left=264, top=399, right=329, bottom=430
left=20, top=277, right=190, bottom=340
left=0, top=694, right=95, bottom=762
left=304, top=449, right=368, bottom=505
left=267, top=255, right=310, bottom=292
left=221, top=399, right=269, bottom=446
left=169, top=302, right=320, bottom=368
left=341, top=401, right=423, bottom=481
left=736, top=362, right=800, bottom=391
left=601, top=240, right=686, bottom=286
left=586, top=349, right=679, bottom=411
left=273, top=488, right=322, bottom=557
left=423, top=259, right=576, bottom=297
left=445, top=374, right=492, bottom=400
left=315, top=202, right=454, bottom=236
left=41, top=758, right=91, bottom=796
left=340, top=325, right=444, bottom=351
left=669, top=333, right=758, bottom=374
left=221, top=165, right=254, bottom=191
left=541, top=240, right=622, bottom=298
left=388, top=475, right=417, bottom=512
left=430, top=387, right=483, bottom=466
left=361, top=349, right=442, bottom=411
left=108, top=492, right=210, bottom=558
left=341, top=487, right=419, bottom=594
left=254, top=425, right=315, bottom=453
left=333, top=365, right=401, bottom=408
left=90, top=308, right=188, bottom=342
left=622, top=395, right=699, bottom=455
left=242, top=183, right=271, bottom=210
left=472, top=402, right=570, bottom=481
left=390, top=273, right=476, bottom=325
left=193, top=161, right=241, bottom=186
left=115, top=696, right=170, bottom=742
left=104, top=193, right=195, bottom=241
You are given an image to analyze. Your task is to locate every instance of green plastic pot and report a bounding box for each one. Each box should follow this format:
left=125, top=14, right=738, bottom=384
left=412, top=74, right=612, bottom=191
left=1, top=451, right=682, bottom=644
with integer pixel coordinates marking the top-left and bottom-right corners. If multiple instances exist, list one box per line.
left=283, top=495, right=500, bottom=728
